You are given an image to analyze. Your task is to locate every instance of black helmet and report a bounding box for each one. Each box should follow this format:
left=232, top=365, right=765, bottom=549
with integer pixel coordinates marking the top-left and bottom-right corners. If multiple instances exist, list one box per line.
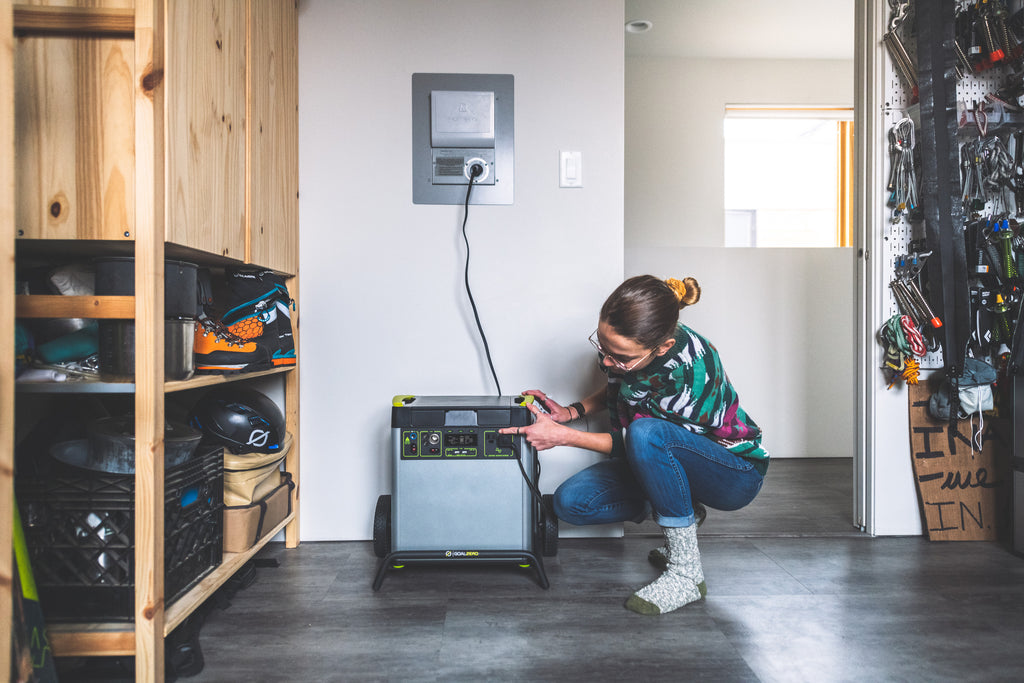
left=189, top=388, right=285, bottom=454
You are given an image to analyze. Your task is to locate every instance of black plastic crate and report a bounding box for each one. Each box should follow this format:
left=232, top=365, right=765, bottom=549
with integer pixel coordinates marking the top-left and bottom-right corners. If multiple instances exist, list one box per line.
left=17, top=444, right=224, bottom=622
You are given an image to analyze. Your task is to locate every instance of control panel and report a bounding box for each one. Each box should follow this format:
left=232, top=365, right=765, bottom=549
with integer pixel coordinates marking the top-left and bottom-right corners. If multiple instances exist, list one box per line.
left=401, top=427, right=515, bottom=459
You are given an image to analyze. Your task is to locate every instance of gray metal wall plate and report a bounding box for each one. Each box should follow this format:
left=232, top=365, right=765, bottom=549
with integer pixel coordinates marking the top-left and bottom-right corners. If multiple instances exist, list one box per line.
left=412, top=73, right=514, bottom=205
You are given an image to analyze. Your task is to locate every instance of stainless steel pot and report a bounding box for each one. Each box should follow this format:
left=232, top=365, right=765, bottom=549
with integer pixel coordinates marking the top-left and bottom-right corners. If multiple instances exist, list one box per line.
left=98, top=319, right=196, bottom=382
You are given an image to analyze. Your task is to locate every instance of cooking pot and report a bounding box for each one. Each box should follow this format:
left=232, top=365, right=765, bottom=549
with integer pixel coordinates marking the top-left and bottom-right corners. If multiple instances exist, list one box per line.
left=47, top=417, right=203, bottom=473
left=98, top=319, right=195, bottom=382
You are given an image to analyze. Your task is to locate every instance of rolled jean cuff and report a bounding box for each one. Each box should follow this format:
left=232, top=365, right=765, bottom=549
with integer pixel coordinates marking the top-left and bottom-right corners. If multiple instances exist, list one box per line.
left=653, top=512, right=694, bottom=528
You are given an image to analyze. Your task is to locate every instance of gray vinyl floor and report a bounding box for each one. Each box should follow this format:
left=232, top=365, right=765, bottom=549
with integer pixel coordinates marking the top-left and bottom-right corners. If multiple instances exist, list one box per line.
left=630, top=456, right=858, bottom=538
left=61, top=458, right=1024, bottom=682
left=185, top=458, right=1024, bottom=682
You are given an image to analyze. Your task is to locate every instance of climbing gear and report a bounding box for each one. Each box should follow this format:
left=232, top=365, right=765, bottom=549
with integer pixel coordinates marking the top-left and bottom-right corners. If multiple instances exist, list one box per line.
left=880, top=314, right=926, bottom=388
left=917, top=0, right=973, bottom=387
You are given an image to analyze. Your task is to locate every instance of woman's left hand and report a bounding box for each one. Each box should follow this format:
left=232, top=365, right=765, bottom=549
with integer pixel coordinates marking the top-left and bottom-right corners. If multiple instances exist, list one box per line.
left=521, top=389, right=574, bottom=423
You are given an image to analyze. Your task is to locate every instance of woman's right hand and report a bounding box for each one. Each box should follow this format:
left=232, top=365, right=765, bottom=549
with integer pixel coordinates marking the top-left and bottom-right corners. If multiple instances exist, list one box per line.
left=521, top=389, right=573, bottom=423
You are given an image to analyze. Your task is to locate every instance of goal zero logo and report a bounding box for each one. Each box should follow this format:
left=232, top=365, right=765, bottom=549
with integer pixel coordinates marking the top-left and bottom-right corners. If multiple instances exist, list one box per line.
left=445, top=550, right=479, bottom=558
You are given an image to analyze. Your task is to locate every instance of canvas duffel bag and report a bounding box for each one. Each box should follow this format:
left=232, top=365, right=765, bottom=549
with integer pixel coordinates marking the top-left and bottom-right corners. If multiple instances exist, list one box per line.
left=223, top=432, right=293, bottom=506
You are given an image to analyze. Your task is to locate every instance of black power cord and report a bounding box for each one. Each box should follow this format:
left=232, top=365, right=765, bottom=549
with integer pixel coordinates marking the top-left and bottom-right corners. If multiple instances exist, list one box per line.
left=503, top=434, right=554, bottom=521
left=461, top=163, right=502, bottom=396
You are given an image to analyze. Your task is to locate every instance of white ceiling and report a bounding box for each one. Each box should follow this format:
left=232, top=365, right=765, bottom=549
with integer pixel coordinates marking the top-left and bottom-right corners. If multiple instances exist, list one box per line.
left=624, top=0, right=855, bottom=60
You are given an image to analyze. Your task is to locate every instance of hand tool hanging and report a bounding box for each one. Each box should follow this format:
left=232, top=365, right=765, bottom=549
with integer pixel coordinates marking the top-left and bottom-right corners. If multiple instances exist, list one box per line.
left=916, top=0, right=972, bottom=386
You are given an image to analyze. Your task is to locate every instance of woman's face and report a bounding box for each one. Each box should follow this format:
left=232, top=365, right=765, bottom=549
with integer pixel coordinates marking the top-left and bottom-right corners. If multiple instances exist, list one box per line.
left=594, top=321, right=673, bottom=374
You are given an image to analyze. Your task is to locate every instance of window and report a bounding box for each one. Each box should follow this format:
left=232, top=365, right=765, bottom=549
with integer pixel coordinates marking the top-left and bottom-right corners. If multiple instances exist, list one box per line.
left=724, top=106, right=854, bottom=248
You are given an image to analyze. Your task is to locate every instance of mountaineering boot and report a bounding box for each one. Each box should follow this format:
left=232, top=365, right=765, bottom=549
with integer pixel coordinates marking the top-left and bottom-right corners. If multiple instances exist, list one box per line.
left=626, top=524, right=705, bottom=616
left=648, top=501, right=706, bottom=572
left=221, top=268, right=296, bottom=367
left=194, top=315, right=271, bottom=373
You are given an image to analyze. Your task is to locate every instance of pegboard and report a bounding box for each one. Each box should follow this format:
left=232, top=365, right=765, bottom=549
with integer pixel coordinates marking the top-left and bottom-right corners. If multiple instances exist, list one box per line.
left=880, top=0, right=1024, bottom=370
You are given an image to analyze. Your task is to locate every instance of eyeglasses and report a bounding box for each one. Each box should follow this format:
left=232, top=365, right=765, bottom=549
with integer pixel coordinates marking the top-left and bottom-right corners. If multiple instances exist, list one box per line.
left=588, top=330, right=654, bottom=372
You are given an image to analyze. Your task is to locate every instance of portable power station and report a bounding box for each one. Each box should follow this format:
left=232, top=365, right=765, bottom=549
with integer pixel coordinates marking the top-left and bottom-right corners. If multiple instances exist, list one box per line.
left=372, top=395, right=558, bottom=590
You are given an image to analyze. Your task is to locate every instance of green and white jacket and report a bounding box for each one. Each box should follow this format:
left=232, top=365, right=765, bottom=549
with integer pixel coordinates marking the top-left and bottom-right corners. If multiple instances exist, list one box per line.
left=605, top=323, right=769, bottom=474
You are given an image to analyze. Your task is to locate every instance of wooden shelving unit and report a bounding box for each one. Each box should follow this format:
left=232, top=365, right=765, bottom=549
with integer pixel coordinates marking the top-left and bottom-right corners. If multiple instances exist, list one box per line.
left=1, top=2, right=15, bottom=681
left=3, top=2, right=300, bottom=681
left=17, top=365, right=293, bottom=394
left=16, top=294, right=136, bottom=318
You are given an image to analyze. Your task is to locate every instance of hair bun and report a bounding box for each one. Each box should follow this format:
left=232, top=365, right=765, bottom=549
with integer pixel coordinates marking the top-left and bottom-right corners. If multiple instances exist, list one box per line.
left=665, top=277, right=701, bottom=308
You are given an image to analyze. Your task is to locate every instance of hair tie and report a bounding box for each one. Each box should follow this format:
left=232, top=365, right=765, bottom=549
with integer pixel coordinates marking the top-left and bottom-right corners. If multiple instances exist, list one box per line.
left=665, top=278, right=688, bottom=302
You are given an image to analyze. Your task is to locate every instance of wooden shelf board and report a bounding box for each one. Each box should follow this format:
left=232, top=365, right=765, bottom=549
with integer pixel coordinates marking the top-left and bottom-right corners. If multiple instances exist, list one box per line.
left=13, top=5, right=134, bottom=37
left=16, top=294, right=134, bottom=319
left=164, top=366, right=295, bottom=393
left=15, top=365, right=295, bottom=394
left=47, top=622, right=136, bottom=658
left=48, top=509, right=296, bottom=657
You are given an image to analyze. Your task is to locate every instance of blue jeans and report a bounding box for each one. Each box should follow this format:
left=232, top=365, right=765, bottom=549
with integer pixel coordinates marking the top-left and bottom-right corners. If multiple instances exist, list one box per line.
left=553, top=418, right=765, bottom=528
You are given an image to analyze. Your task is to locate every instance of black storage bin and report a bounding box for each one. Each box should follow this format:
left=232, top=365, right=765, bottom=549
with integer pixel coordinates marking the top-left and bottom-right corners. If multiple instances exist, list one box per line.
left=17, top=444, right=224, bottom=622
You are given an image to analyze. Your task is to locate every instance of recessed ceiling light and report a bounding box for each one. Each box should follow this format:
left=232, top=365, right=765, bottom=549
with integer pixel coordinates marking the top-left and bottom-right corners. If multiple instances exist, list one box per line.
left=625, top=19, right=653, bottom=34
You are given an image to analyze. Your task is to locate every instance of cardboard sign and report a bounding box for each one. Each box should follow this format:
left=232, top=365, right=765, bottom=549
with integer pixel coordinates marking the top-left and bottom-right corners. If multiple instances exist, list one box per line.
left=908, top=380, right=1008, bottom=541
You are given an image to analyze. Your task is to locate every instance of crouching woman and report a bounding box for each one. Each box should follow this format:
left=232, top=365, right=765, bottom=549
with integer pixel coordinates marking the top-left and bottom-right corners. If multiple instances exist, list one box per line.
left=502, top=275, right=768, bottom=615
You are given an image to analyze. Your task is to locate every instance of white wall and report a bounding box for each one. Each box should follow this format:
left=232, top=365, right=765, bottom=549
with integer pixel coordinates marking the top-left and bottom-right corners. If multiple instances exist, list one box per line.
left=298, top=0, right=625, bottom=541
left=625, top=57, right=857, bottom=460
left=627, top=246, right=855, bottom=460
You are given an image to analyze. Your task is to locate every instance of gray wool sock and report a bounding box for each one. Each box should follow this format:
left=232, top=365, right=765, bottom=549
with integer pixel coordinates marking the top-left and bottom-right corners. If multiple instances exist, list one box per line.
left=628, top=524, right=705, bottom=615
left=647, top=502, right=706, bottom=572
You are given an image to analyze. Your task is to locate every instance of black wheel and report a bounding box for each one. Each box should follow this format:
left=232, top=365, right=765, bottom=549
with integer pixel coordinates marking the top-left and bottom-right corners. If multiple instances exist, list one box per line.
left=373, top=495, right=391, bottom=558
left=541, top=494, right=558, bottom=557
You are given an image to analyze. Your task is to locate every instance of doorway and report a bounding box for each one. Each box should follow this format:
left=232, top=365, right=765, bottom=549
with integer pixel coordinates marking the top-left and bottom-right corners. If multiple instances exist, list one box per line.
left=623, top=0, right=860, bottom=537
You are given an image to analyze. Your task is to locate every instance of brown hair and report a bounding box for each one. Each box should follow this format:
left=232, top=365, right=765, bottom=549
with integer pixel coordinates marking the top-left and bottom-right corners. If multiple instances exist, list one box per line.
left=599, top=275, right=701, bottom=348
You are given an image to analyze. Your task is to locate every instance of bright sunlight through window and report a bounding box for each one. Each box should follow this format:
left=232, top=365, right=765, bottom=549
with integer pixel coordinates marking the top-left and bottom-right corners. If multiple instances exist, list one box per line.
left=724, top=106, right=853, bottom=248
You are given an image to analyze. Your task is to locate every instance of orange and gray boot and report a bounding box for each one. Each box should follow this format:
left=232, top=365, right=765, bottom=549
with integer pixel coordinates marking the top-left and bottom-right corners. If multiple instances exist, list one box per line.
left=194, top=314, right=272, bottom=373
left=220, top=268, right=296, bottom=367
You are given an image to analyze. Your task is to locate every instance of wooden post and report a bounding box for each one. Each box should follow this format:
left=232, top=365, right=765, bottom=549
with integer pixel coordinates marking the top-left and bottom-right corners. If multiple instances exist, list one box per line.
left=134, top=0, right=166, bottom=680
left=1, top=0, right=15, bottom=677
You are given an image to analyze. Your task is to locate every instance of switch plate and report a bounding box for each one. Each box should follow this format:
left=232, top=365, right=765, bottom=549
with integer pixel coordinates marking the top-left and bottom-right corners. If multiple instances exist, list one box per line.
left=560, top=150, right=582, bottom=188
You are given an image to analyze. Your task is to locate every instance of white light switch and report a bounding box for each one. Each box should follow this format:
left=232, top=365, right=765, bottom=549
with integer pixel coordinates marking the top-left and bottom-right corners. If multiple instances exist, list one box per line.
left=560, top=150, right=582, bottom=188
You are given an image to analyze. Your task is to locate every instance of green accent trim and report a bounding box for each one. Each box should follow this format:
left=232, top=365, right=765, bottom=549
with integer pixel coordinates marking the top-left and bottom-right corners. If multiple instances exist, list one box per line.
left=13, top=496, right=39, bottom=602
left=392, top=395, right=416, bottom=407
left=519, top=394, right=535, bottom=405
